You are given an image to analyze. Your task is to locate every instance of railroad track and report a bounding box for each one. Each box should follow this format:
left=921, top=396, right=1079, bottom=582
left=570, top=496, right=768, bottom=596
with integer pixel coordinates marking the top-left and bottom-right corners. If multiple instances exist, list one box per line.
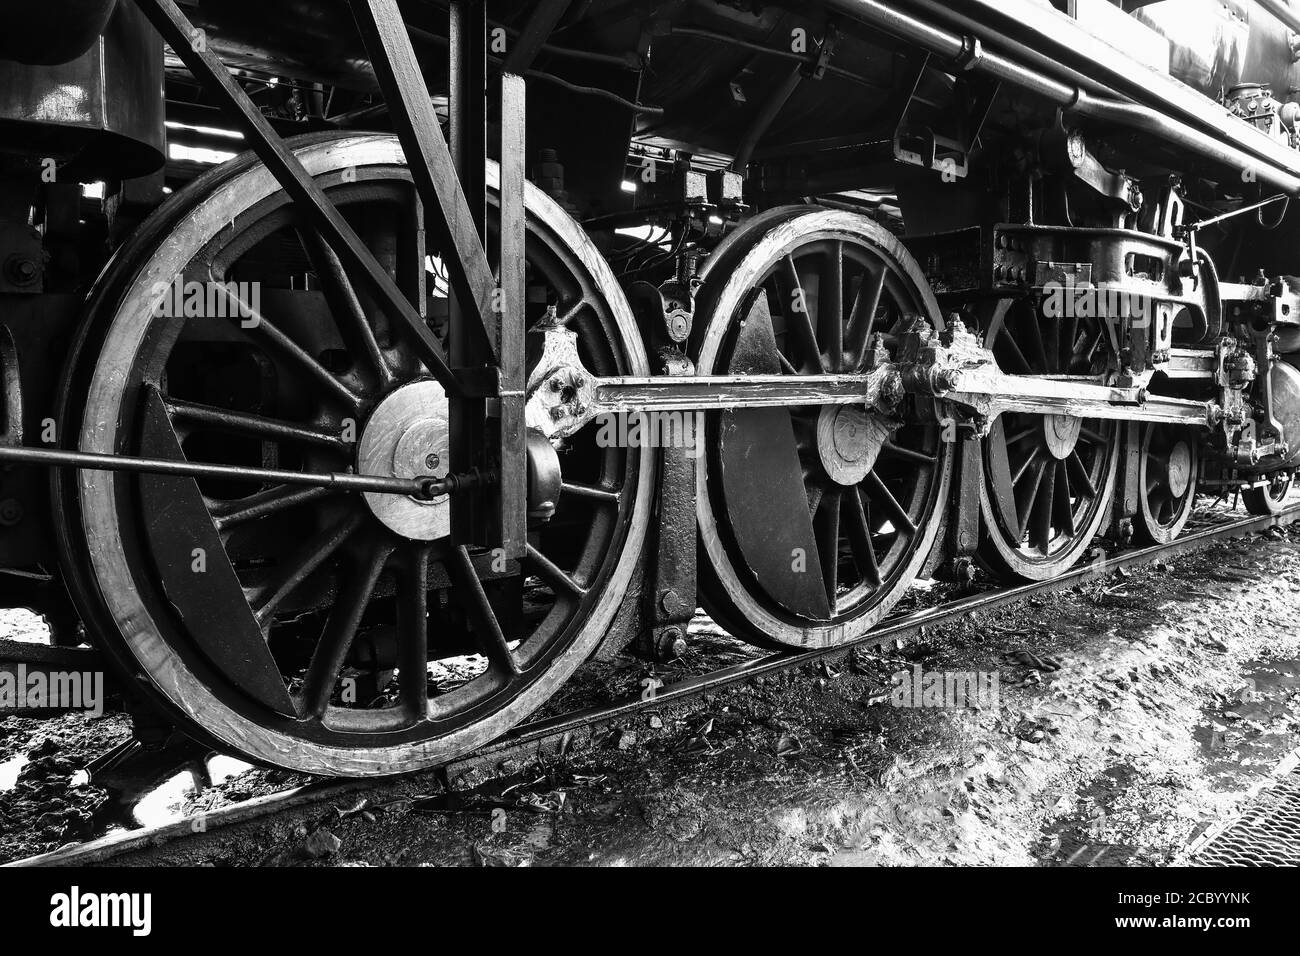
left=9, top=499, right=1300, bottom=867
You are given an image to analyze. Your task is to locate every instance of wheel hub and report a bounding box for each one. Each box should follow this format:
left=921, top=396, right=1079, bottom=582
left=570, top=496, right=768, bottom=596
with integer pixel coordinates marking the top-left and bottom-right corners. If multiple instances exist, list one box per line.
left=357, top=380, right=450, bottom=540
left=1166, top=440, right=1192, bottom=498
left=1043, top=414, right=1082, bottom=460
left=817, top=405, right=889, bottom=486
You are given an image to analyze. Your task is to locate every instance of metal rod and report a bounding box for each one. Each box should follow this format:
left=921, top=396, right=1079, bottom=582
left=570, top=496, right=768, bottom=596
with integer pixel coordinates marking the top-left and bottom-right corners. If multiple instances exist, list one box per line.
left=0, top=445, right=450, bottom=499
left=132, top=0, right=466, bottom=397
left=822, top=0, right=1300, bottom=195
left=1186, top=194, right=1289, bottom=234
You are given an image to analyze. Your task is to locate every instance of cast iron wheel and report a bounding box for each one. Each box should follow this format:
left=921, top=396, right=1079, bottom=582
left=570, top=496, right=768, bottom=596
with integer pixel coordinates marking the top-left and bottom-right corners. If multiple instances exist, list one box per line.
left=976, top=298, right=1121, bottom=581
left=691, top=207, right=953, bottom=650
left=1242, top=471, right=1294, bottom=516
left=54, top=134, right=652, bottom=776
left=1136, top=422, right=1199, bottom=544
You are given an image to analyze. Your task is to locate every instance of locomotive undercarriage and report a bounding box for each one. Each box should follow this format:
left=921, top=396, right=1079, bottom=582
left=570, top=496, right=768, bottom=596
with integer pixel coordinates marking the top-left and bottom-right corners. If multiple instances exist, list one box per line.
left=3, top=0, right=1300, bottom=774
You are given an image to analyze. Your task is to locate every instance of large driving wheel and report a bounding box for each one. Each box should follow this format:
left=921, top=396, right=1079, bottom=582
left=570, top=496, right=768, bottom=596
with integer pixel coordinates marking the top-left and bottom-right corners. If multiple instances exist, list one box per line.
left=977, top=298, right=1121, bottom=580
left=1136, top=422, right=1199, bottom=543
left=54, top=134, right=652, bottom=776
left=692, top=207, right=953, bottom=650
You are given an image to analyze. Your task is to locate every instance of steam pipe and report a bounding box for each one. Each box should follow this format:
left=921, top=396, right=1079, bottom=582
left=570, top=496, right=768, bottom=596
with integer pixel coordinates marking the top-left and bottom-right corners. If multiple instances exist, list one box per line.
left=820, top=0, right=1300, bottom=195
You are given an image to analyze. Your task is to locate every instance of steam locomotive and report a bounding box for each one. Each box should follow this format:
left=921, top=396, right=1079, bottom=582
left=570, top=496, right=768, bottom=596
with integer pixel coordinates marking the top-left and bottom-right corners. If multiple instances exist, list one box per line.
left=0, top=0, right=1296, bottom=775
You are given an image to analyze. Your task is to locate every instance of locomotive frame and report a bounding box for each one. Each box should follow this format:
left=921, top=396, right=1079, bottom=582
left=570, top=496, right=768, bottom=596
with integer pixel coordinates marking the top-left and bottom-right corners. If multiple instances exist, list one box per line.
left=2, top=0, right=1299, bottom=774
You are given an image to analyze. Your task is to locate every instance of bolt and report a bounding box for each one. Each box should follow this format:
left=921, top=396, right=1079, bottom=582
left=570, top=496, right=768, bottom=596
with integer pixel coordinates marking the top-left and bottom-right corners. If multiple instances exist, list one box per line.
left=549, top=378, right=564, bottom=393
left=0, top=499, right=22, bottom=526
left=660, top=589, right=680, bottom=613
left=5, top=256, right=38, bottom=286
left=424, top=453, right=440, bottom=471
left=655, top=626, right=687, bottom=662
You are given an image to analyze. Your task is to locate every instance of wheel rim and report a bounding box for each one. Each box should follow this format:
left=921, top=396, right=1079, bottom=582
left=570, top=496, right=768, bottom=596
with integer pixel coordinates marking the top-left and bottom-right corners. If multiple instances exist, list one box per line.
left=694, top=208, right=952, bottom=649
left=977, top=298, right=1120, bottom=580
left=1137, top=423, right=1199, bottom=543
left=1243, top=471, right=1293, bottom=515
left=58, top=135, right=652, bottom=775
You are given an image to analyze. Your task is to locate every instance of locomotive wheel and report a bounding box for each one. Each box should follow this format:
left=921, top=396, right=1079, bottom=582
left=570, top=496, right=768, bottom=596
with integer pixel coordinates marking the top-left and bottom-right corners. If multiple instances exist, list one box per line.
left=1136, top=423, right=1199, bottom=544
left=977, top=299, right=1121, bottom=581
left=54, top=134, right=652, bottom=776
left=692, top=207, right=953, bottom=650
left=1242, top=472, right=1294, bottom=516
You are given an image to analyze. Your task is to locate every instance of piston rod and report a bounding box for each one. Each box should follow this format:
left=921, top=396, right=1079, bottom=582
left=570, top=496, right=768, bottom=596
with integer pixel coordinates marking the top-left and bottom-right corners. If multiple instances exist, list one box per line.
left=0, top=445, right=480, bottom=500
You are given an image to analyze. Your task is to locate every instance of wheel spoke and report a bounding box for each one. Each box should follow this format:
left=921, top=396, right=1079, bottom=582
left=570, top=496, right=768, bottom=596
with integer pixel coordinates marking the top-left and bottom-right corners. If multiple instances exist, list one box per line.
left=1018, top=459, right=1048, bottom=543
left=882, top=442, right=936, bottom=466
left=1025, top=310, right=1051, bottom=373
left=996, top=321, right=1034, bottom=374
left=820, top=242, right=844, bottom=371
left=449, top=546, right=522, bottom=677
left=846, top=263, right=885, bottom=362
left=1029, top=461, right=1056, bottom=551
left=526, top=543, right=587, bottom=598
left=780, top=256, right=822, bottom=370
left=299, top=228, right=396, bottom=389
left=397, top=543, right=433, bottom=719
left=1061, top=313, right=1079, bottom=371
left=1067, top=450, right=1099, bottom=499
left=210, top=484, right=338, bottom=531
left=814, top=488, right=841, bottom=606
left=863, top=471, right=917, bottom=537
left=1012, top=445, right=1043, bottom=486
left=298, top=539, right=392, bottom=718
left=562, top=481, right=620, bottom=504
left=164, top=396, right=350, bottom=453
left=210, top=284, right=363, bottom=409
left=250, top=511, right=364, bottom=626
left=1005, top=426, right=1038, bottom=446
left=1053, top=460, right=1076, bottom=538
left=845, top=489, right=881, bottom=587
left=556, top=297, right=589, bottom=327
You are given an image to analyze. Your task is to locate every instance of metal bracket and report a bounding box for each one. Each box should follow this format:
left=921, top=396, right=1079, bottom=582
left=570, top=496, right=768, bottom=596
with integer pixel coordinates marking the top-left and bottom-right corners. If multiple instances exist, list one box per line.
left=892, top=51, right=1000, bottom=180
left=636, top=349, right=699, bottom=663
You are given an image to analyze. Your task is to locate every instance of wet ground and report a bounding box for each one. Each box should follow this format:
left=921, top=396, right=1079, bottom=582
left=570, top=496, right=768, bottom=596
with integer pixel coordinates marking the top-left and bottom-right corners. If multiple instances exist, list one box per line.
left=3, top=519, right=1300, bottom=866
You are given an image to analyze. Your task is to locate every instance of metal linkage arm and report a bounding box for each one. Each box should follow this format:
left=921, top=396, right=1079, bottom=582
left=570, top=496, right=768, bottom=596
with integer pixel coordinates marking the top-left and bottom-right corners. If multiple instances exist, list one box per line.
left=132, top=0, right=463, bottom=396
left=0, top=446, right=488, bottom=501
left=523, top=322, right=1219, bottom=441
left=349, top=0, right=501, bottom=361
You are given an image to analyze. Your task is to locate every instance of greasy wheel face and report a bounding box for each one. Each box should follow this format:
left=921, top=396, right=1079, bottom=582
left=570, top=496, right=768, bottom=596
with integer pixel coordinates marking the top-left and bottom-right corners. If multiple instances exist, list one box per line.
left=1136, top=423, right=1199, bottom=544
left=693, top=208, right=952, bottom=650
left=977, top=298, right=1120, bottom=581
left=56, top=135, right=651, bottom=776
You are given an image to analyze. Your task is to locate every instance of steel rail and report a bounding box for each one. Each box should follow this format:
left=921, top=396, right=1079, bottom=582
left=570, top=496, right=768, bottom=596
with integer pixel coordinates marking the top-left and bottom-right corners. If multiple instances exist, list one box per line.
left=12, top=500, right=1298, bottom=867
